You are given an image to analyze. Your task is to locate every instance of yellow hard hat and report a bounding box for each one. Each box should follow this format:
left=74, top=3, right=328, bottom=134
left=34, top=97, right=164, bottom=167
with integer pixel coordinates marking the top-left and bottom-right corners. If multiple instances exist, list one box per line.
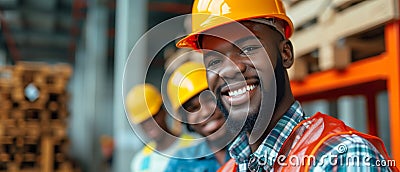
left=167, top=62, right=208, bottom=111
left=176, top=0, right=294, bottom=49
left=126, top=84, right=162, bottom=124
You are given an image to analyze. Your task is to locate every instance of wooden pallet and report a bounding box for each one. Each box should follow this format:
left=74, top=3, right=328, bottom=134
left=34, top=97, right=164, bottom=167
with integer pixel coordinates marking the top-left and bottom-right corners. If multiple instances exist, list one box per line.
left=0, top=135, right=75, bottom=171
left=0, top=62, right=79, bottom=172
left=286, top=0, right=399, bottom=80
left=0, top=67, right=16, bottom=88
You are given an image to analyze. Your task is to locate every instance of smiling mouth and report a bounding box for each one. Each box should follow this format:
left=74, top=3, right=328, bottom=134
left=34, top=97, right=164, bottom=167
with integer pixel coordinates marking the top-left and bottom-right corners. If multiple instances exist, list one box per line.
left=219, top=79, right=260, bottom=106
left=228, top=84, right=257, bottom=97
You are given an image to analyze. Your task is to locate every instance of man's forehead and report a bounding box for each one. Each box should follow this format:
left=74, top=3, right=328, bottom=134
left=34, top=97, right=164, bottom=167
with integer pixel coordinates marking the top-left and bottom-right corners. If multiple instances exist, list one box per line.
left=200, top=23, right=261, bottom=49
left=202, top=20, right=281, bottom=41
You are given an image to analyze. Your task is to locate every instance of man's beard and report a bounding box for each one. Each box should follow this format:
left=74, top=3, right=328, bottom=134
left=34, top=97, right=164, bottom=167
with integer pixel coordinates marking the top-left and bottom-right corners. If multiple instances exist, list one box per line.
left=216, top=89, right=260, bottom=133
left=216, top=57, right=286, bottom=134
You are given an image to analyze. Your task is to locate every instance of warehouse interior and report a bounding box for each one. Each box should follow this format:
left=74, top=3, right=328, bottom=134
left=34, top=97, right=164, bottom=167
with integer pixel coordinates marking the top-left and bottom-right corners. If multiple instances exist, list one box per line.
left=0, top=0, right=399, bottom=171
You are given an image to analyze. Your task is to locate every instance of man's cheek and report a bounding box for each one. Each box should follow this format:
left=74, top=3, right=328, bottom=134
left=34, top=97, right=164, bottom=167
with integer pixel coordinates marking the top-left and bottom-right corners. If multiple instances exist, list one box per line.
left=206, top=72, right=218, bottom=91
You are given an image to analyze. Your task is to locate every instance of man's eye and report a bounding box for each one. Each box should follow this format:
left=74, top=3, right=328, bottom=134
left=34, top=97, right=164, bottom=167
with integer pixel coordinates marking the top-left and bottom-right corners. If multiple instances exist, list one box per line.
left=240, top=46, right=261, bottom=55
left=207, top=59, right=221, bottom=67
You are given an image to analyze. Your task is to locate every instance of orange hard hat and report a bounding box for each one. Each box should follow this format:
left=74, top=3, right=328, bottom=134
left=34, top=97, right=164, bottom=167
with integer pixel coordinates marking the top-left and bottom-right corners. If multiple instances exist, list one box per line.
left=176, top=0, right=294, bottom=49
left=167, top=62, right=208, bottom=111
left=125, top=84, right=163, bottom=124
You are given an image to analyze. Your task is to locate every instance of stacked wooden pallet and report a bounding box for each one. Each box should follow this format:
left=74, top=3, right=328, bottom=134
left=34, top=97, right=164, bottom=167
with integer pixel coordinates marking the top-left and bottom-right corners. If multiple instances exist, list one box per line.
left=285, top=0, right=399, bottom=81
left=0, top=62, right=79, bottom=172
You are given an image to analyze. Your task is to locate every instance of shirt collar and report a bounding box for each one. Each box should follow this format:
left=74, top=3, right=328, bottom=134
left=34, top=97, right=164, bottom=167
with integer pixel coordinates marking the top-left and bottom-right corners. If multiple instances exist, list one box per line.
left=229, top=132, right=251, bottom=163
left=228, top=101, right=306, bottom=166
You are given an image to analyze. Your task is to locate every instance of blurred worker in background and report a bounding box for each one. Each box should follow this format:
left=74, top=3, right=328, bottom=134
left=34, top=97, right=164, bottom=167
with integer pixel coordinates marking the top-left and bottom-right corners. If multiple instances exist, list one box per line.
left=125, top=84, right=192, bottom=172
left=162, top=46, right=203, bottom=132
left=100, top=135, right=114, bottom=172
left=165, top=62, right=233, bottom=172
left=177, top=0, right=397, bottom=171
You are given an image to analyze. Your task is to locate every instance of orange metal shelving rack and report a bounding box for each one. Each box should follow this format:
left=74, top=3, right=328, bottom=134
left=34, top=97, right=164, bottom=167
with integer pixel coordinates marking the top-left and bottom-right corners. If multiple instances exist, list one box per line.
left=291, top=21, right=400, bottom=163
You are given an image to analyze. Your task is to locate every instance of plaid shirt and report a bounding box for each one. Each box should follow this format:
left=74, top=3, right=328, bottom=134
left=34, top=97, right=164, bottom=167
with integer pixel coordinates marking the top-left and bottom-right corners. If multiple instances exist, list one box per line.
left=228, top=101, right=393, bottom=172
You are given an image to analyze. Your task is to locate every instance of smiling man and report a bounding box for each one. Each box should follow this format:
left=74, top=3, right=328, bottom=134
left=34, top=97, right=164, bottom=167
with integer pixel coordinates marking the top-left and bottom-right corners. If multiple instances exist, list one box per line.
left=165, top=62, right=231, bottom=172
left=176, top=0, right=397, bottom=171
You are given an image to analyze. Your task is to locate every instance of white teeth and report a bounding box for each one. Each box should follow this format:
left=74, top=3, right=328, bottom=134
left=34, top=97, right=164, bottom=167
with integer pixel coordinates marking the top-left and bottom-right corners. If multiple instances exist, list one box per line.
left=228, top=84, right=256, bottom=97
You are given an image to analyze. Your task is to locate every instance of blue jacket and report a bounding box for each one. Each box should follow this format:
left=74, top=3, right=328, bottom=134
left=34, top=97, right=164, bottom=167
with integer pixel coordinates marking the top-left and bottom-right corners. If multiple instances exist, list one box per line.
left=164, top=140, right=230, bottom=172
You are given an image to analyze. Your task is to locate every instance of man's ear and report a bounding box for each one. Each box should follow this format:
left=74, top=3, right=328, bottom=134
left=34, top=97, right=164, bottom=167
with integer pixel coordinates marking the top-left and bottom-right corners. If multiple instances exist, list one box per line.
left=279, top=39, right=294, bottom=68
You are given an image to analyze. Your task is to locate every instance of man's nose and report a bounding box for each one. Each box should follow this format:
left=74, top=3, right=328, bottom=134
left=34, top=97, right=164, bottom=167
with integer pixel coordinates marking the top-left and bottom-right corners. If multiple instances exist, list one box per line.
left=218, top=55, right=247, bottom=80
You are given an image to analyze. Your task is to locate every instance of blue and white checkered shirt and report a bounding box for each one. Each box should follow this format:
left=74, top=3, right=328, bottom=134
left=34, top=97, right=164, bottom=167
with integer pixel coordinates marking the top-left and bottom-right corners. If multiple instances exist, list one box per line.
left=228, top=101, right=394, bottom=171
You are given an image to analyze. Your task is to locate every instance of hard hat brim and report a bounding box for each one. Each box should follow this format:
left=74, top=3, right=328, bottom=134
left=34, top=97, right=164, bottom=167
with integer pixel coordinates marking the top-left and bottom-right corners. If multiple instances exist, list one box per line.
left=176, top=15, right=294, bottom=49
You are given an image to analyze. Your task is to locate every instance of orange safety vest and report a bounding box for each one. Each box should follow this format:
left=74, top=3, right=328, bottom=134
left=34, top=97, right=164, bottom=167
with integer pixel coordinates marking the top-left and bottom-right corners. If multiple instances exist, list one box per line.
left=218, top=112, right=399, bottom=172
